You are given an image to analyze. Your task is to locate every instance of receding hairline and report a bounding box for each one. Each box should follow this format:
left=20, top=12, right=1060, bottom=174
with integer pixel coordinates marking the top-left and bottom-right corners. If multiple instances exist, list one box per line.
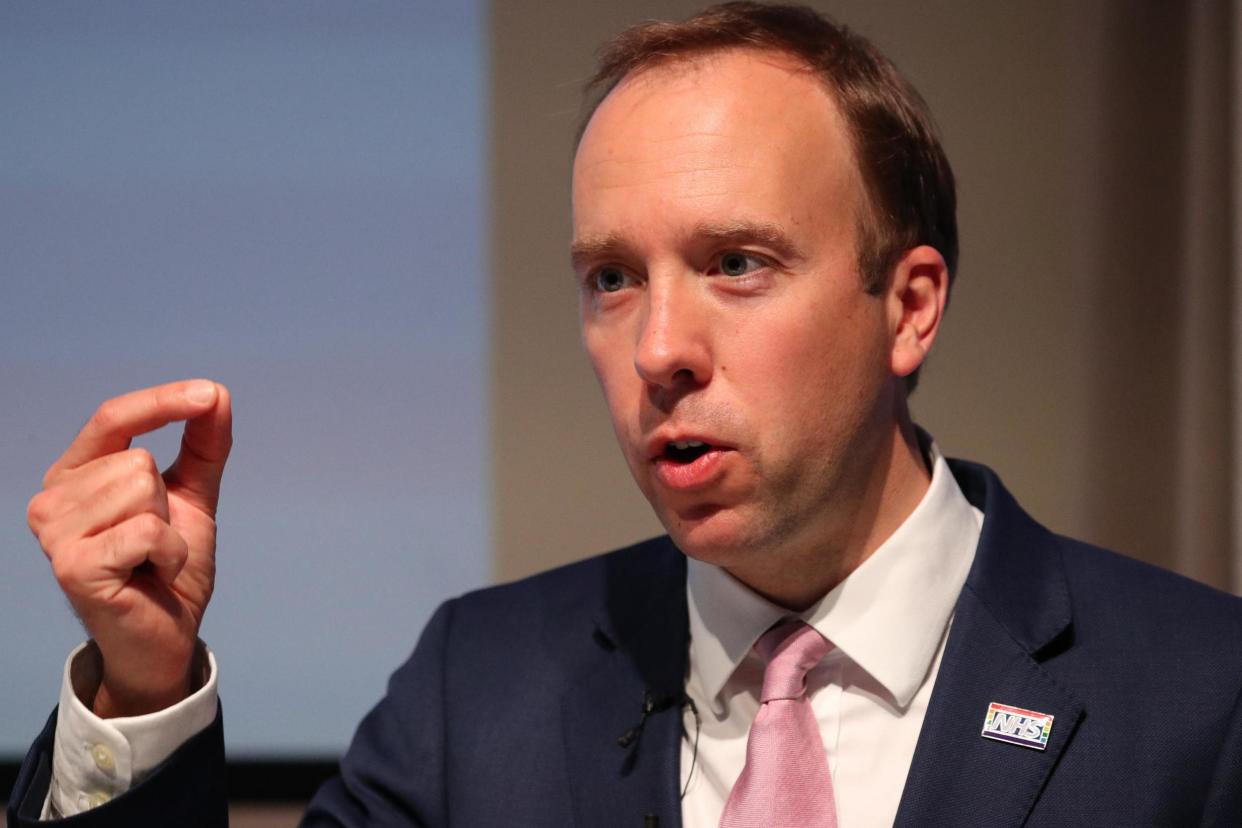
left=576, top=43, right=838, bottom=148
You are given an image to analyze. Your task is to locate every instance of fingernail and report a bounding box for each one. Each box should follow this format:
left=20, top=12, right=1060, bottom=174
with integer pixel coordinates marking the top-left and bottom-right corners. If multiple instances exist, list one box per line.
left=186, top=380, right=217, bottom=405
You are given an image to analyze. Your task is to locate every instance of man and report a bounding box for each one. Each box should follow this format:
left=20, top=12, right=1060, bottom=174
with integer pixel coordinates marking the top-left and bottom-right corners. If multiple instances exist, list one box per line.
left=9, top=3, right=1242, bottom=826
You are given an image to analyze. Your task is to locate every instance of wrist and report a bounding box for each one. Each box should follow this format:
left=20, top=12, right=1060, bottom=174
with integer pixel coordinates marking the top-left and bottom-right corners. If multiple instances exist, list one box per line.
left=92, top=659, right=194, bottom=718
left=93, top=676, right=191, bottom=718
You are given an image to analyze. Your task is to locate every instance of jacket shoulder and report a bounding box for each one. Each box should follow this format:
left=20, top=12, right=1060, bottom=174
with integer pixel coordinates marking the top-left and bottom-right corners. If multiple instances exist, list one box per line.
left=1054, top=531, right=1242, bottom=658
left=951, top=456, right=1242, bottom=664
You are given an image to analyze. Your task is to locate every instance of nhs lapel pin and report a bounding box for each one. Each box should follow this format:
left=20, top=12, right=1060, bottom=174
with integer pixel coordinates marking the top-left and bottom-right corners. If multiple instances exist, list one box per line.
left=980, top=702, right=1054, bottom=750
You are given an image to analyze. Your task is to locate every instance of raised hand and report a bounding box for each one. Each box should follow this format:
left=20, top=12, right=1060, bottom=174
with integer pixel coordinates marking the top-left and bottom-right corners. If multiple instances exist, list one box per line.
left=26, top=380, right=232, bottom=718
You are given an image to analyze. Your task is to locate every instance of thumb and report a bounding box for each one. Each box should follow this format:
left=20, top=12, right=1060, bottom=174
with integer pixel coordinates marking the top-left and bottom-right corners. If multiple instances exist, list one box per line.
left=165, top=381, right=233, bottom=515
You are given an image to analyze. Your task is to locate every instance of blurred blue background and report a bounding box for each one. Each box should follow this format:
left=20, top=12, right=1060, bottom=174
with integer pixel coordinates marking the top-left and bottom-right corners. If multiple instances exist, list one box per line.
left=1, top=1, right=489, bottom=757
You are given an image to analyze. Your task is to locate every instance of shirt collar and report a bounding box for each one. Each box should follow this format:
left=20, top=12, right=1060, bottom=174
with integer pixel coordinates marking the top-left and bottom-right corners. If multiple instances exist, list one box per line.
left=686, top=441, right=983, bottom=714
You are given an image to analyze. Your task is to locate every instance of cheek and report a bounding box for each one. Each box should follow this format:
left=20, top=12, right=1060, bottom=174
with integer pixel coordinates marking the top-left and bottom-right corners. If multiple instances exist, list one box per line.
left=584, top=335, right=639, bottom=429
left=730, top=305, right=836, bottom=381
left=594, top=366, right=630, bottom=423
left=728, top=300, right=886, bottom=427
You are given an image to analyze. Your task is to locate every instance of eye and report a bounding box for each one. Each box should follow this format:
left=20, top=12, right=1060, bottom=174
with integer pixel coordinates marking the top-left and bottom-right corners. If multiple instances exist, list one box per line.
left=592, top=266, right=630, bottom=293
left=717, top=251, right=768, bottom=277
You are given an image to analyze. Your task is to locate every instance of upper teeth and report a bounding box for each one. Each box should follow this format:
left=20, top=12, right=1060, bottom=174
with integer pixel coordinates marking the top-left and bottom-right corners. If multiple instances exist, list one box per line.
left=671, top=440, right=706, bottom=450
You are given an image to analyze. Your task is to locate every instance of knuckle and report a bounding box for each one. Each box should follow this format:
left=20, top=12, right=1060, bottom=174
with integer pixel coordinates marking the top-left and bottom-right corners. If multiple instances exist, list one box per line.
left=127, top=447, right=158, bottom=474
left=131, top=512, right=166, bottom=544
left=91, top=400, right=120, bottom=433
left=128, top=468, right=159, bottom=501
left=25, top=492, right=50, bottom=530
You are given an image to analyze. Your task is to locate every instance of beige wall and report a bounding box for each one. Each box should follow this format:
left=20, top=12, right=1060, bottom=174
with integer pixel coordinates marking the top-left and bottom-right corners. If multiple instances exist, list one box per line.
left=491, top=0, right=1238, bottom=588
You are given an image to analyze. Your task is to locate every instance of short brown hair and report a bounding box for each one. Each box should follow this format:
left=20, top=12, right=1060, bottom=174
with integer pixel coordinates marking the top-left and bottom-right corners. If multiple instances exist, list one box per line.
left=580, top=2, right=958, bottom=391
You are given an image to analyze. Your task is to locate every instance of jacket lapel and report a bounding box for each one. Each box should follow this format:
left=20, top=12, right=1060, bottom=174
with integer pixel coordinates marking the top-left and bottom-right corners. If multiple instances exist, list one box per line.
left=562, top=538, right=688, bottom=828
left=894, top=461, right=1085, bottom=827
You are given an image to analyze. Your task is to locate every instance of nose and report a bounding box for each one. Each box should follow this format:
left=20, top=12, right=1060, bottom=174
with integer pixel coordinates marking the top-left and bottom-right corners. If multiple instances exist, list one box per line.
left=633, top=278, right=712, bottom=391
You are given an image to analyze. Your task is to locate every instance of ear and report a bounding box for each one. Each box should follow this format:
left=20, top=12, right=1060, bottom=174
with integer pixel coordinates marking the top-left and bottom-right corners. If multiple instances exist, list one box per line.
left=886, top=245, right=949, bottom=380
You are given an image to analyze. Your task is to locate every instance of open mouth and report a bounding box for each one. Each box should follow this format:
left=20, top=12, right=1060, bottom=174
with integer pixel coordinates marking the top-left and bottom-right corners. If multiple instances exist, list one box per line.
left=663, top=439, right=713, bottom=464
left=651, top=437, right=729, bottom=489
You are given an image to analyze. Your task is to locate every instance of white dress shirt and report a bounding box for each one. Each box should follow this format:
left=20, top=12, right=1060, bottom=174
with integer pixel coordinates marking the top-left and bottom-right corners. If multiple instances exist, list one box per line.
left=41, top=639, right=218, bottom=819
left=680, top=445, right=983, bottom=827
left=46, top=445, right=980, bottom=825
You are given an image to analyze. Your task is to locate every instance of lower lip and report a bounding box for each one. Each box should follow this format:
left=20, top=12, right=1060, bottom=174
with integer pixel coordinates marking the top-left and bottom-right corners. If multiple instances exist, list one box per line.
left=653, top=448, right=730, bottom=490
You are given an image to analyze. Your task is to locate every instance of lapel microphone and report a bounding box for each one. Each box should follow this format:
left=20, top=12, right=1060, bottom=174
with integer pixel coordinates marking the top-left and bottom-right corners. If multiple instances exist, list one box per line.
left=617, top=689, right=700, bottom=826
left=616, top=690, right=683, bottom=749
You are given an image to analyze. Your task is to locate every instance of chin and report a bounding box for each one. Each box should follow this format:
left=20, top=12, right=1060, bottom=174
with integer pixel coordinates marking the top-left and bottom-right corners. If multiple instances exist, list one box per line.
left=658, top=504, right=757, bottom=567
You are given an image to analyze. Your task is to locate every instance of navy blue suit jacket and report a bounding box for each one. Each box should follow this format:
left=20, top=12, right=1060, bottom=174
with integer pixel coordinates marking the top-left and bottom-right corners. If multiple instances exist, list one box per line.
left=10, top=461, right=1242, bottom=826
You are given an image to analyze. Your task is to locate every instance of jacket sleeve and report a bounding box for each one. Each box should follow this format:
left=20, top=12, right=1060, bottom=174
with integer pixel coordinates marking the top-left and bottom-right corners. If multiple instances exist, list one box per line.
left=301, top=599, right=454, bottom=827
left=5, top=703, right=228, bottom=828
left=1200, top=682, right=1242, bottom=827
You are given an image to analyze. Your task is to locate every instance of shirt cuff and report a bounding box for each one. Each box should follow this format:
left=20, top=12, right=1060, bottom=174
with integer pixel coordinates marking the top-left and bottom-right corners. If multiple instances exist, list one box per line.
left=42, top=639, right=218, bottom=819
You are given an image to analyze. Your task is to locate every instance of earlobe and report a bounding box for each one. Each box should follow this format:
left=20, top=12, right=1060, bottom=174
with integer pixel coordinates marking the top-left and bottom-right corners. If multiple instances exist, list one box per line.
left=888, top=245, right=949, bottom=379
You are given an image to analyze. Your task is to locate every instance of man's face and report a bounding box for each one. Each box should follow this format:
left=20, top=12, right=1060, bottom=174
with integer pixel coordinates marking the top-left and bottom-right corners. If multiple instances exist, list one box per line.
left=572, top=49, right=900, bottom=570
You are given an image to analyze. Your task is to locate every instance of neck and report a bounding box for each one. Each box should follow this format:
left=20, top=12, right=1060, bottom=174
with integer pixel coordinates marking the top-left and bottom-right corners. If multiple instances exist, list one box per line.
left=726, top=415, right=932, bottom=612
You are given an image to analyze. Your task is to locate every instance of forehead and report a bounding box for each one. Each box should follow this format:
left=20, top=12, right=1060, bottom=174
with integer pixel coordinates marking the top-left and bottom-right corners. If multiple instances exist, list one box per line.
left=572, top=49, right=863, bottom=247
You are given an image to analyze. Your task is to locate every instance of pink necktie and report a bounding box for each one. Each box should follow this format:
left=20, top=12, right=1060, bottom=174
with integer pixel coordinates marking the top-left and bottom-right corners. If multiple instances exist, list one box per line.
left=718, top=619, right=838, bottom=828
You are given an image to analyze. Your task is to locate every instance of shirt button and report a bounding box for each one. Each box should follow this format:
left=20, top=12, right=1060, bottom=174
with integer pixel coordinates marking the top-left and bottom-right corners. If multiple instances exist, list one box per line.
left=90, top=743, right=115, bottom=772
left=87, top=791, right=112, bottom=807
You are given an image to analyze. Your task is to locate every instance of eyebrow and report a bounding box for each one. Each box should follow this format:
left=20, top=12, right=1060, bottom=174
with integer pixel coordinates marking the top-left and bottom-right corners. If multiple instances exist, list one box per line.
left=570, top=220, right=806, bottom=270
left=692, top=220, right=806, bottom=262
left=569, top=233, right=630, bottom=271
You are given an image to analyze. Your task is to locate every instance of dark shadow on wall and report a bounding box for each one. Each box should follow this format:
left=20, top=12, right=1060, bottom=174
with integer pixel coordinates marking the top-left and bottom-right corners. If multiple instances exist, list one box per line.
left=1086, top=0, right=1237, bottom=589
left=1085, top=3, right=1186, bottom=571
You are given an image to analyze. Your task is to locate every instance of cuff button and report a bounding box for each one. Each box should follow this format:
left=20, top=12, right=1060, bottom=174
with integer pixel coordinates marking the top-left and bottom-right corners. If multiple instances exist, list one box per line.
left=80, top=790, right=112, bottom=809
left=90, top=743, right=116, bottom=772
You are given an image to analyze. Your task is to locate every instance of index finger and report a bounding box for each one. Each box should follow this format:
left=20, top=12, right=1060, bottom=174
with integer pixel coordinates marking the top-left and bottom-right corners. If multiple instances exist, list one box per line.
left=46, top=379, right=220, bottom=484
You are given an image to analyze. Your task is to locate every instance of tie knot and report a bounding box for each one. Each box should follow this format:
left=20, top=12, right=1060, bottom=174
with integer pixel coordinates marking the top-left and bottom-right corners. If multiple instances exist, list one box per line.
left=755, top=620, right=831, bottom=702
